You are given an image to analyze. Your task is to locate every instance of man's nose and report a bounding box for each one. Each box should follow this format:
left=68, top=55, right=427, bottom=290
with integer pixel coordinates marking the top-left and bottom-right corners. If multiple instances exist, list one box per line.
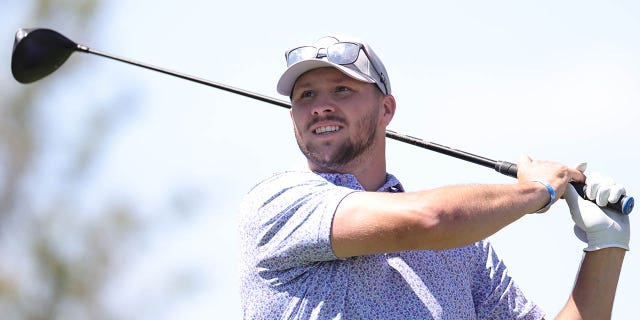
left=311, top=96, right=336, bottom=115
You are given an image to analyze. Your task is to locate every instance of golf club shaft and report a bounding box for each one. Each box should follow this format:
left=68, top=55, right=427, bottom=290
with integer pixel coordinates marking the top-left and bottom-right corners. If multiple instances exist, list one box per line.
left=390, top=131, right=633, bottom=215
left=76, top=44, right=633, bottom=215
left=78, top=45, right=291, bottom=109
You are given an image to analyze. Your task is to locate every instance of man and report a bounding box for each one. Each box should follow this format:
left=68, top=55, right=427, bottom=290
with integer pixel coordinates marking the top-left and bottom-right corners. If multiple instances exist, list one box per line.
left=238, top=35, right=630, bottom=319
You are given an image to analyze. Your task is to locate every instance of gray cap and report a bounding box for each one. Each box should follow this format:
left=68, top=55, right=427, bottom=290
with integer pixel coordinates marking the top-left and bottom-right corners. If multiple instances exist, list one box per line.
left=277, top=35, right=391, bottom=96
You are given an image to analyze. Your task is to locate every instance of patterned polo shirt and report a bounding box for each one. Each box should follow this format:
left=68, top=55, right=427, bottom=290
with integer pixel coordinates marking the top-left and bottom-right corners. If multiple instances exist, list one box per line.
left=238, top=170, right=544, bottom=319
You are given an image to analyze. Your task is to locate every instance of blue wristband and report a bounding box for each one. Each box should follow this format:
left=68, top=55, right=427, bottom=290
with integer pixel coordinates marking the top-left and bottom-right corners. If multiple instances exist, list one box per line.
left=532, top=180, right=556, bottom=213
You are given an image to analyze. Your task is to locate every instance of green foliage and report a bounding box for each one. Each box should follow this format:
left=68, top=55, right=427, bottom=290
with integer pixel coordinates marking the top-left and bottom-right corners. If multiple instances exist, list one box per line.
left=0, top=2, right=149, bottom=319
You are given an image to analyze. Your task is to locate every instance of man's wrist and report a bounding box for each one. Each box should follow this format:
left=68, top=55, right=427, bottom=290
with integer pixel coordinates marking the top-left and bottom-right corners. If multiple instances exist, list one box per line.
left=531, top=180, right=556, bottom=213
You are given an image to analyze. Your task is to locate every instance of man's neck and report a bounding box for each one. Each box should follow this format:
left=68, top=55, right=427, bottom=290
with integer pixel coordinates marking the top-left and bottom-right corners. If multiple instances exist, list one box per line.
left=354, top=169, right=388, bottom=191
left=310, top=158, right=387, bottom=191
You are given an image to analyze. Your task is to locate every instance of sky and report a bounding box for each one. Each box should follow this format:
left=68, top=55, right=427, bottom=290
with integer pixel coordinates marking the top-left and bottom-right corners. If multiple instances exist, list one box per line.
left=3, top=0, right=640, bottom=318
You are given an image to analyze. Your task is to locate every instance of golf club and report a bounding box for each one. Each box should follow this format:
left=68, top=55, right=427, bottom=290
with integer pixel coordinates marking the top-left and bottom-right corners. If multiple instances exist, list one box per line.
left=11, top=28, right=634, bottom=215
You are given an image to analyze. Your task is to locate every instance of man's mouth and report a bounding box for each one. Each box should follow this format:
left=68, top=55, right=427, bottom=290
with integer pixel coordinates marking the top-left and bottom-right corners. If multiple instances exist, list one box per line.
left=314, top=126, right=341, bottom=135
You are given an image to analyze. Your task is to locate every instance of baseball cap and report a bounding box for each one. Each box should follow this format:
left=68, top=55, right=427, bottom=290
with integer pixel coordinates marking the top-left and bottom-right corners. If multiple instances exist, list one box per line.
left=277, top=35, right=391, bottom=96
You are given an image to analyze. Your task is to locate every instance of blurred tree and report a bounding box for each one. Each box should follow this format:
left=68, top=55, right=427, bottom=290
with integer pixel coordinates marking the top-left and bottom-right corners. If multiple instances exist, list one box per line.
left=0, top=1, right=146, bottom=319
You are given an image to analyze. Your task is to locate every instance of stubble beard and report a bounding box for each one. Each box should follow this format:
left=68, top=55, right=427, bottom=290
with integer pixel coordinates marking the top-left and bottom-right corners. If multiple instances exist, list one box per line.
left=295, top=107, right=380, bottom=173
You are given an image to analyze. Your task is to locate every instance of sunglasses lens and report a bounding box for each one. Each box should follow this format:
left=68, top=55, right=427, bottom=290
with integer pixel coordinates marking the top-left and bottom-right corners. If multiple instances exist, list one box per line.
left=286, top=43, right=362, bottom=66
left=327, top=43, right=360, bottom=65
left=287, top=46, right=317, bottom=66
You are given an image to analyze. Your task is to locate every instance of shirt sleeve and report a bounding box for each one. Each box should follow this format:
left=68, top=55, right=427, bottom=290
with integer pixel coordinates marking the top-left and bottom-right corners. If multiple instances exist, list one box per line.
left=239, top=171, right=357, bottom=279
left=472, top=240, right=546, bottom=320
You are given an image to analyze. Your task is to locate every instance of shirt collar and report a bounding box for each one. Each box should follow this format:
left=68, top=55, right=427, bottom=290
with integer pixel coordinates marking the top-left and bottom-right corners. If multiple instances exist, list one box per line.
left=316, top=172, right=404, bottom=193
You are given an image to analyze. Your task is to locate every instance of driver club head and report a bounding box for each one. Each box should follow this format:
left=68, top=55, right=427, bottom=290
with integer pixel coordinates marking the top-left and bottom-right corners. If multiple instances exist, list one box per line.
left=11, top=28, right=79, bottom=83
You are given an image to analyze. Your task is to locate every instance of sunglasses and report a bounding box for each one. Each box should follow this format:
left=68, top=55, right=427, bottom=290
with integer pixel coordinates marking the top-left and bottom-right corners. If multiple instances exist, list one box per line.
left=285, top=42, right=388, bottom=94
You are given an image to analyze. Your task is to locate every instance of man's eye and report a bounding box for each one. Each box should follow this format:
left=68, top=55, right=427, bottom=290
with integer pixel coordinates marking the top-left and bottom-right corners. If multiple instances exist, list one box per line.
left=335, top=86, right=352, bottom=93
left=300, top=91, right=314, bottom=98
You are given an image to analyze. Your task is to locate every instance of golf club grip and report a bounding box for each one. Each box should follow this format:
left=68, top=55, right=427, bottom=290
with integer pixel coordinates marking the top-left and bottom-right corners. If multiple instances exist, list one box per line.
left=495, top=161, right=633, bottom=215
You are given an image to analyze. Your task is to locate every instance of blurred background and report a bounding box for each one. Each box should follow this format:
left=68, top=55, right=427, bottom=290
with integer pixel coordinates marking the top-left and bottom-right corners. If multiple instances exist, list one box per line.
left=1, top=0, right=638, bottom=319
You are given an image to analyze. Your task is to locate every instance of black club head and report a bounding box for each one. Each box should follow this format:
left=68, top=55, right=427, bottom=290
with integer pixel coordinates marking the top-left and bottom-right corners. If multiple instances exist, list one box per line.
left=11, top=28, right=79, bottom=83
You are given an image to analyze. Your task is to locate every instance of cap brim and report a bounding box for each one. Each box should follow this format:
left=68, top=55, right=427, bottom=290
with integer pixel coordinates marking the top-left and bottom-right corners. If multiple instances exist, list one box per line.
left=277, top=60, right=376, bottom=96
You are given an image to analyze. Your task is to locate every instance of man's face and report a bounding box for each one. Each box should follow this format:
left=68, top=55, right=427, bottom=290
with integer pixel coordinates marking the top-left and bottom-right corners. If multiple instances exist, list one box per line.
left=289, top=67, right=387, bottom=173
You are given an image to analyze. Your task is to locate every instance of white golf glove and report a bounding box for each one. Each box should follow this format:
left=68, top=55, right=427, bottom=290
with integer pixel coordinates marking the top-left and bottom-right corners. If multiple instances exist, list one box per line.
left=585, top=171, right=627, bottom=207
left=564, top=167, right=630, bottom=251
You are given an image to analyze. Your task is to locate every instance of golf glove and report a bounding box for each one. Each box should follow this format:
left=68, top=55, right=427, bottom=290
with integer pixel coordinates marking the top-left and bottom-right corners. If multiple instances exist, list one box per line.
left=564, top=171, right=630, bottom=251
left=585, top=171, right=626, bottom=207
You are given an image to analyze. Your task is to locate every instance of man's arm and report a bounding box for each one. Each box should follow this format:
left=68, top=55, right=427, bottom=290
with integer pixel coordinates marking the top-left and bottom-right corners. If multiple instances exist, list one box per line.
left=556, top=248, right=625, bottom=320
left=332, top=182, right=546, bottom=257
left=554, top=176, right=630, bottom=319
left=331, top=156, right=584, bottom=258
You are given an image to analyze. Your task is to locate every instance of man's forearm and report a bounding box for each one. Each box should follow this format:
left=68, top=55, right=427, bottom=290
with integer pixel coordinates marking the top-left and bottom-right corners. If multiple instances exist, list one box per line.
left=557, top=248, right=626, bottom=319
left=332, top=182, right=551, bottom=257
left=411, top=182, right=550, bottom=248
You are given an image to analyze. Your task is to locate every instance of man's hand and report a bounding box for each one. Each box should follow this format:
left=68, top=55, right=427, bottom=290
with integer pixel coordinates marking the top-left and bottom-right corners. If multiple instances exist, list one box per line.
left=516, top=155, right=586, bottom=213
left=565, top=170, right=630, bottom=251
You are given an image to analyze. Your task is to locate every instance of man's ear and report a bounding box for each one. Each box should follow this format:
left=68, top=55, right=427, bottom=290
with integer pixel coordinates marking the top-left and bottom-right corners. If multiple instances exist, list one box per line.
left=381, top=94, right=396, bottom=125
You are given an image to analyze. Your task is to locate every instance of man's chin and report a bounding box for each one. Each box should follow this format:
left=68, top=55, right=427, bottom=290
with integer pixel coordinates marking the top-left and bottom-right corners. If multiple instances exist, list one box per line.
left=307, top=152, right=361, bottom=173
left=299, top=141, right=362, bottom=172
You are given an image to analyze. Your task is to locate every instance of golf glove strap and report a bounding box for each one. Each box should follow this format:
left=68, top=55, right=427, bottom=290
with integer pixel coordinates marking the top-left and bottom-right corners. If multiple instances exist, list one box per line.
left=565, top=184, right=630, bottom=251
